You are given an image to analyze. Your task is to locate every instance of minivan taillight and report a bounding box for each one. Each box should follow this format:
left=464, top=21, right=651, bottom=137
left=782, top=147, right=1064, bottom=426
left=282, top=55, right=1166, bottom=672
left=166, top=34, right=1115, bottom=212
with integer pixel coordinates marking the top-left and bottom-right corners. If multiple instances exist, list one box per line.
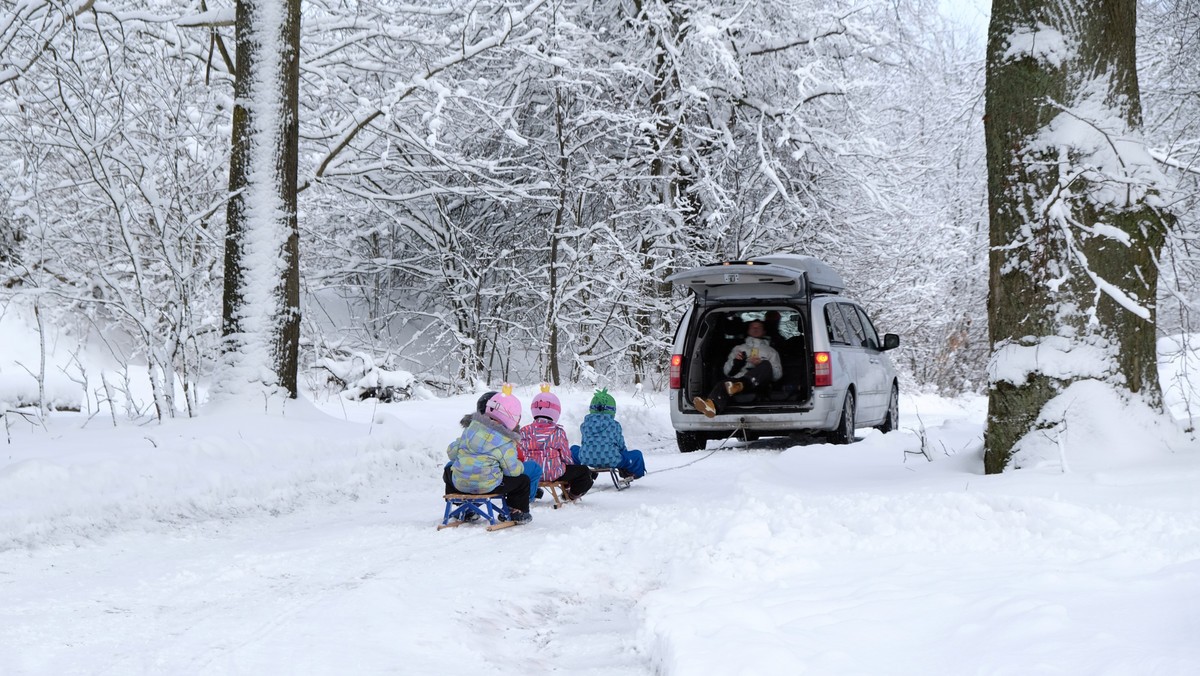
left=669, top=354, right=683, bottom=389
left=814, top=352, right=831, bottom=387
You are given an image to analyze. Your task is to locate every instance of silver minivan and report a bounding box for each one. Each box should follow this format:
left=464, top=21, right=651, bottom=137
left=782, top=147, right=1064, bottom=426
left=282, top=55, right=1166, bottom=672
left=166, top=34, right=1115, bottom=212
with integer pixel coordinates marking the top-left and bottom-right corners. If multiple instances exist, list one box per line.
left=667, top=255, right=900, bottom=452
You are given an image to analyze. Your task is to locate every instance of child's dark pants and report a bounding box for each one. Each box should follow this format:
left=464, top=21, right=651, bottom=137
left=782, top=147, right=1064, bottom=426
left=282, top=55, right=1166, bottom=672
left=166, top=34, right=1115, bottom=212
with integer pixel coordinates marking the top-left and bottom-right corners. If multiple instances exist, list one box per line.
left=556, top=464, right=595, bottom=497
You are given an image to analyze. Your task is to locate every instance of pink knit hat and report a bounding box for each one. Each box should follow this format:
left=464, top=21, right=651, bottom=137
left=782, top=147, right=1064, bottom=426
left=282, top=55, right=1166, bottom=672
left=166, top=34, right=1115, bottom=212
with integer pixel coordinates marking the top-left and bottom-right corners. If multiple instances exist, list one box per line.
left=485, top=383, right=522, bottom=430
left=530, top=383, right=562, bottom=424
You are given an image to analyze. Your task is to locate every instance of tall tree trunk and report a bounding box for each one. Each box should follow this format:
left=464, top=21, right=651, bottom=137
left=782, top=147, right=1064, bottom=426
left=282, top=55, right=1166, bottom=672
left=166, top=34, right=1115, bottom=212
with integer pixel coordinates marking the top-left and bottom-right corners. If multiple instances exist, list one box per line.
left=984, top=0, right=1170, bottom=472
left=546, top=77, right=567, bottom=386
left=220, top=0, right=302, bottom=399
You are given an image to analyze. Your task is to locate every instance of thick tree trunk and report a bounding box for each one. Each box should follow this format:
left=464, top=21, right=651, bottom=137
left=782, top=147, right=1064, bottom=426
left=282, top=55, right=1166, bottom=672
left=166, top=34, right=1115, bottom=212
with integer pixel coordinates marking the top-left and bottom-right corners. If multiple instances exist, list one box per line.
left=984, top=0, right=1169, bottom=472
left=221, top=0, right=302, bottom=399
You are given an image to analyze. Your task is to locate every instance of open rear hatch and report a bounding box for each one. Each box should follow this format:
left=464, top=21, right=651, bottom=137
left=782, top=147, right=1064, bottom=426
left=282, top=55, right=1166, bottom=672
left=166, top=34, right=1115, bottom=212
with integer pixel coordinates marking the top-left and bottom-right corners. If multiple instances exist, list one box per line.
left=666, top=261, right=808, bottom=302
left=666, top=256, right=844, bottom=304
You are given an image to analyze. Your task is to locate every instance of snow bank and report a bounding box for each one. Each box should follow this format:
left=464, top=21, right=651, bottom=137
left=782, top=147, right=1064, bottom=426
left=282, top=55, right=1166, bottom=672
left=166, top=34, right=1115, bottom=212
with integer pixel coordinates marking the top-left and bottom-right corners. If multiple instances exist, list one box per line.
left=0, top=398, right=439, bottom=551
left=1010, top=379, right=1192, bottom=472
left=987, top=332, right=1198, bottom=473
left=0, top=386, right=643, bottom=551
left=1160, top=333, right=1200, bottom=426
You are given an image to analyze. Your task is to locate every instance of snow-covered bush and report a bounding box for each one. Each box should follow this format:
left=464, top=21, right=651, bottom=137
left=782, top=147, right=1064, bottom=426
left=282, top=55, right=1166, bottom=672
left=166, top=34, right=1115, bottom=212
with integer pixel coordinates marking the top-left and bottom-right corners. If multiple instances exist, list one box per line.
left=308, top=351, right=426, bottom=403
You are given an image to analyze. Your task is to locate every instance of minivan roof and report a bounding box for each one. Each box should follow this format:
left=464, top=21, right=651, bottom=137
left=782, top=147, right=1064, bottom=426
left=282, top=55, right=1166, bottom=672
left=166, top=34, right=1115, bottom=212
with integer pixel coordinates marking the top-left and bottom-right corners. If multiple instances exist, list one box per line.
left=666, top=255, right=845, bottom=301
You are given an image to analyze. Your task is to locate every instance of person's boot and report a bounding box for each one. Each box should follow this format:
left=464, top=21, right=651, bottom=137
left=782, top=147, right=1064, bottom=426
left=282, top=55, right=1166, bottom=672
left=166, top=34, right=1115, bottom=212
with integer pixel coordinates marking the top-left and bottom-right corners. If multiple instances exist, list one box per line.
left=693, top=397, right=717, bottom=418
left=725, top=381, right=744, bottom=395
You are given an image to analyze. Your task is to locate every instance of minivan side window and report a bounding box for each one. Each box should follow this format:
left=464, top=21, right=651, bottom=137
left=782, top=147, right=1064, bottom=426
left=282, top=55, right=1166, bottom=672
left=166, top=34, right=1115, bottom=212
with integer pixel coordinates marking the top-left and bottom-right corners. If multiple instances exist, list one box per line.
left=825, top=304, right=851, bottom=345
left=840, top=303, right=867, bottom=347
left=854, top=306, right=881, bottom=350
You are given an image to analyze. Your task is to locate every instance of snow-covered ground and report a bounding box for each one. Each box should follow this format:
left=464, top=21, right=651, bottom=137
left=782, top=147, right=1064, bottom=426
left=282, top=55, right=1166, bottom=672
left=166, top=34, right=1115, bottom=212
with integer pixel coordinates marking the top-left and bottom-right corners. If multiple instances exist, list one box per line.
left=3, top=381, right=1199, bottom=675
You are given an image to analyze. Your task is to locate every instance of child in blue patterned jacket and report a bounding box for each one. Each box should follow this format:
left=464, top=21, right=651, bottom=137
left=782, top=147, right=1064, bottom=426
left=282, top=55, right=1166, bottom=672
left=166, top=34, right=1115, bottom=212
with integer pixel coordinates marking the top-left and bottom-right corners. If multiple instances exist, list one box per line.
left=443, top=384, right=532, bottom=524
left=570, top=388, right=647, bottom=479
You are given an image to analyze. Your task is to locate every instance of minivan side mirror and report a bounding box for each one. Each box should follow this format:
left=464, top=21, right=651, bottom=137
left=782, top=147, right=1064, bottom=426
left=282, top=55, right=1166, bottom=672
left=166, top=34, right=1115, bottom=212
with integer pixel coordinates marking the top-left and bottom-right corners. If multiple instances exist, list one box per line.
left=882, top=333, right=900, bottom=351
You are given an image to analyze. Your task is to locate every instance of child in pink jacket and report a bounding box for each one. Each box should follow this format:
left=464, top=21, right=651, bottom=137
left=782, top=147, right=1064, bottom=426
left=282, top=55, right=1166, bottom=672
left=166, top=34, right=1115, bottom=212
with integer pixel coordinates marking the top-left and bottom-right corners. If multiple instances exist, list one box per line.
left=517, top=386, right=593, bottom=501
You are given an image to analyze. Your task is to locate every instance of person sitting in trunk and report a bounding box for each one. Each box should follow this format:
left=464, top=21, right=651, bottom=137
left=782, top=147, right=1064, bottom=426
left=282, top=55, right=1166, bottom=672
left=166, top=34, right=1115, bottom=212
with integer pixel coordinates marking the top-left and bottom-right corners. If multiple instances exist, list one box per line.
left=693, top=320, right=782, bottom=418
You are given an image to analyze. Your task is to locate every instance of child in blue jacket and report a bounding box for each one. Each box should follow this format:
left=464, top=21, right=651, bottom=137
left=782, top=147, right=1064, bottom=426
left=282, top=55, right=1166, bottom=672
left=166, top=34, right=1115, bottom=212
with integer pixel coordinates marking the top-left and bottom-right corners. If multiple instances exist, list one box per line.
left=570, top=388, right=646, bottom=478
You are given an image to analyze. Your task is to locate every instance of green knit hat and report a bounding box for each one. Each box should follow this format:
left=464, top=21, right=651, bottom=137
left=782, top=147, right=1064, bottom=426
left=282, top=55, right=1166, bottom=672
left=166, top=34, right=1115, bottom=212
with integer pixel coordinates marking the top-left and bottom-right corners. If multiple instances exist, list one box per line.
left=589, top=388, right=617, bottom=415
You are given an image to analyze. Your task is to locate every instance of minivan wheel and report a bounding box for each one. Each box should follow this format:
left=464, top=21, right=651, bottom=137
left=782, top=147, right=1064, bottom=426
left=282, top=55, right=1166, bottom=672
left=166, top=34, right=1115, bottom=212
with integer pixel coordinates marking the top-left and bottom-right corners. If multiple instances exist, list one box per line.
left=875, top=384, right=899, bottom=434
left=676, top=430, right=705, bottom=453
left=828, top=391, right=856, bottom=445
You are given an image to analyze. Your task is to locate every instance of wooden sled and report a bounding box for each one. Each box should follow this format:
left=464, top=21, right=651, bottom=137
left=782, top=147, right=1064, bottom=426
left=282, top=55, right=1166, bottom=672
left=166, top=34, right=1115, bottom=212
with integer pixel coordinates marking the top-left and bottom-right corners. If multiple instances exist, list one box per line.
left=439, top=492, right=515, bottom=531
left=538, top=480, right=575, bottom=509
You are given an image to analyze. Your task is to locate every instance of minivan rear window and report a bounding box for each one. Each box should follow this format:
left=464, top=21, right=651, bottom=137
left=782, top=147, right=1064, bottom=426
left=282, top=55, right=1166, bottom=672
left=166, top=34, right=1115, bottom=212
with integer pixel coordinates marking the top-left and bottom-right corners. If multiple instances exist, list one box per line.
left=700, top=308, right=802, bottom=346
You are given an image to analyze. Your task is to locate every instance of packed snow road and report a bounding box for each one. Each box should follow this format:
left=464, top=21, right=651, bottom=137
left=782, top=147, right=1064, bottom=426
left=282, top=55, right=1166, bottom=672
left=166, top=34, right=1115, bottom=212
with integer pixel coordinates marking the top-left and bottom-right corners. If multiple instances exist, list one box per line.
left=2, top=390, right=1199, bottom=675
left=4, top=484, right=653, bottom=674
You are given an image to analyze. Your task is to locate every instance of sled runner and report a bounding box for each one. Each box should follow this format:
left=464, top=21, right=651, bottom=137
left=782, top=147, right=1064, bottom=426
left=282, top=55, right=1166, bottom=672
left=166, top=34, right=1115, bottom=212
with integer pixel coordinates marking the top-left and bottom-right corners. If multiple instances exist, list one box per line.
left=439, top=493, right=515, bottom=531
left=538, top=480, right=574, bottom=509
left=590, top=467, right=634, bottom=491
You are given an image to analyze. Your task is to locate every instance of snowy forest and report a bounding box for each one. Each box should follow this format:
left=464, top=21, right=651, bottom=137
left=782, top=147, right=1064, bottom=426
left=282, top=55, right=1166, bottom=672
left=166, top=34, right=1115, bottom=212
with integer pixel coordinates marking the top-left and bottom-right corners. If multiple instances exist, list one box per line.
left=1, top=1, right=1198, bottom=430
left=7, top=4, right=1200, bottom=670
